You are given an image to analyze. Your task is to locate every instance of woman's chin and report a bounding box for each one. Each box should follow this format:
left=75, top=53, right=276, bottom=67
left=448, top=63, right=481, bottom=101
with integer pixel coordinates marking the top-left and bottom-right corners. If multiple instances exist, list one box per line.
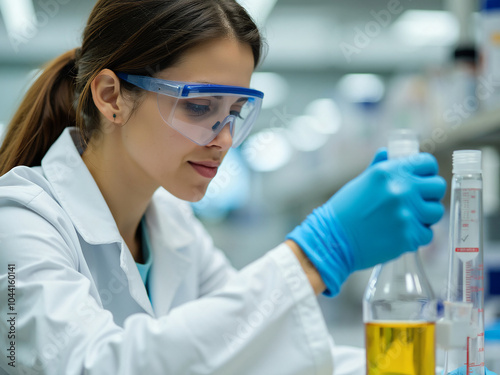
left=166, top=185, right=208, bottom=202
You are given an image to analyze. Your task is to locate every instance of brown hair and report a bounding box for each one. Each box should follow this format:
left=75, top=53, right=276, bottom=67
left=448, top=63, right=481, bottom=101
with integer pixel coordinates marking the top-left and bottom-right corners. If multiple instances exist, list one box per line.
left=0, top=0, right=262, bottom=175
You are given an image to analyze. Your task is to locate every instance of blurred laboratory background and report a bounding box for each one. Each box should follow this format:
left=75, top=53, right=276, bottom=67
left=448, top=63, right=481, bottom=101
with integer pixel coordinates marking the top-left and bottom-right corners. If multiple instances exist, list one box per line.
left=1, top=0, right=500, bottom=370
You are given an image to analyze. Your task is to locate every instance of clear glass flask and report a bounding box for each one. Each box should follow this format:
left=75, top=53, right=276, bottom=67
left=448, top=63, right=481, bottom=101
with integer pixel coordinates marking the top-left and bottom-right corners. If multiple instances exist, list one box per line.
left=438, top=150, right=485, bottom=375
left=363, top=130, right=436, bottom=375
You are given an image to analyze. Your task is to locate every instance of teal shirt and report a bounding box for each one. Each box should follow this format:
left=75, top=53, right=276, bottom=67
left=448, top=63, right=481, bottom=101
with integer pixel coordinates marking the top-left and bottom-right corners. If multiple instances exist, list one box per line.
left=135, top=216, right=153, bottom=304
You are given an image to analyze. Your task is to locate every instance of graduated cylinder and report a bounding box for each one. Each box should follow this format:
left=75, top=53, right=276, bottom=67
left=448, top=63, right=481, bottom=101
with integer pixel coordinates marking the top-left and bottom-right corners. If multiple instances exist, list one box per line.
left=439, top=150, right=485, bottom=375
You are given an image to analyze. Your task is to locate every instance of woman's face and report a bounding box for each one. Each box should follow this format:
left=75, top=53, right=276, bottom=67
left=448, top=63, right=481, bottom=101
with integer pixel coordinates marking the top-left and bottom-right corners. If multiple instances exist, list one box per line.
left=119, top=38, right=255, bottom=201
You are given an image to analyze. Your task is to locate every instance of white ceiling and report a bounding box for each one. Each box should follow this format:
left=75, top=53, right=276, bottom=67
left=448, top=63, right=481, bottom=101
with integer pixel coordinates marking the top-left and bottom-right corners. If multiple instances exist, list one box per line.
left=0, top=0, right=458, bottom=72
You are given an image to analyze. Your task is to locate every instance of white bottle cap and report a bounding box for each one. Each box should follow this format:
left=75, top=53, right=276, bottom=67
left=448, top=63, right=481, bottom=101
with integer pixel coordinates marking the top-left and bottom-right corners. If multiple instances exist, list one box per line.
left=453, top=150, right=482, bottom=174
left=388, top=129, right=419, bottom=159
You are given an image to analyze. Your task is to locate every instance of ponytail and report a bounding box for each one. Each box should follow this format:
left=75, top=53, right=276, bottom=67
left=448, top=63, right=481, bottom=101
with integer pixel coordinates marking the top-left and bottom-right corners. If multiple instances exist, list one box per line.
left=0, top=48, right=78, bottom=176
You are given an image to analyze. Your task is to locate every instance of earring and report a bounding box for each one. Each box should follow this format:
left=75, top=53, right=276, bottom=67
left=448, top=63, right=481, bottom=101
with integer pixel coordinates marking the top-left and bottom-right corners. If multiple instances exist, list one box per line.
left=113, top=114, right=116, bottom=122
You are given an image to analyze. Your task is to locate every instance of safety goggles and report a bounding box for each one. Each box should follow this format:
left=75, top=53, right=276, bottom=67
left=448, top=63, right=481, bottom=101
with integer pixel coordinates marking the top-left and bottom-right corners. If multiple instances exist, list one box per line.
left=116, top=72, right=264, bottom=148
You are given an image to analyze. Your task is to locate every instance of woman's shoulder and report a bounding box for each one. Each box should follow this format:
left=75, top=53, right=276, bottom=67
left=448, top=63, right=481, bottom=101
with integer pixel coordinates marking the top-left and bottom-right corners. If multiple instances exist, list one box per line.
left=0, top=165, right=63, bottom=216
left=0, top=166, right=81, bottom=268
left=0, top=165, right=50, bottom=199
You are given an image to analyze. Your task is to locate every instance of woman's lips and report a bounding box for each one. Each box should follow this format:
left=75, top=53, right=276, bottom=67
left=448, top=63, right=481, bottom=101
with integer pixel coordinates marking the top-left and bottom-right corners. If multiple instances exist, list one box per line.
left=188, top=161, right=219, bottom=179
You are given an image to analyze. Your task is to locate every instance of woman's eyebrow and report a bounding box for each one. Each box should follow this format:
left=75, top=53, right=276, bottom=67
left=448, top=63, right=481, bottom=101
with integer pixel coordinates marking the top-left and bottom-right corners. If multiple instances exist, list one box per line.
left=211, top=96, right=248, bottom=103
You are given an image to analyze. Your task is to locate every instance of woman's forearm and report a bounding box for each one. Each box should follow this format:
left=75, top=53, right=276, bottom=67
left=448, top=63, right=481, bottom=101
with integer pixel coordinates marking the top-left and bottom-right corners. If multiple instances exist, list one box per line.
left=285, top=239, right=326, bottom=295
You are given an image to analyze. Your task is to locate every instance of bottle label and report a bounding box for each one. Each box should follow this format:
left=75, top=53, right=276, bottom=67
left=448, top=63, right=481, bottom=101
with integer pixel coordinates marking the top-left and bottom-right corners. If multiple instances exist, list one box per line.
left=455, top=186, right=481, bottom=263
left=455, top=248, right=479, bottom=252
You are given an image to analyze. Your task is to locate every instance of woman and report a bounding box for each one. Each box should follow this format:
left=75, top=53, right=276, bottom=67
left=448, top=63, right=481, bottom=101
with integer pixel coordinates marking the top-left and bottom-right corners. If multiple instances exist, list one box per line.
left=0, top=0, right=449, bottom=374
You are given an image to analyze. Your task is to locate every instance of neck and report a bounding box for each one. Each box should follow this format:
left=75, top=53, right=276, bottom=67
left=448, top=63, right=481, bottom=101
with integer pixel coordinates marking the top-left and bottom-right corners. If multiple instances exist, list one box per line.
left=81, top=133, right=158, bottom=261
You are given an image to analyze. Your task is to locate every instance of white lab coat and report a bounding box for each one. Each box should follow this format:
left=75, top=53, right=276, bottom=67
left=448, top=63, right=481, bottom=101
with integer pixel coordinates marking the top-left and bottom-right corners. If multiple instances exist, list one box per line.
left=0, top=127, right=365, bottom=375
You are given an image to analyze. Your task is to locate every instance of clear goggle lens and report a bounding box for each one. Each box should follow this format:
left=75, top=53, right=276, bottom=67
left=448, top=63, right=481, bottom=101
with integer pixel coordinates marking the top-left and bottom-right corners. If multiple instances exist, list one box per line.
left=157, top=93, right=262, bottom=147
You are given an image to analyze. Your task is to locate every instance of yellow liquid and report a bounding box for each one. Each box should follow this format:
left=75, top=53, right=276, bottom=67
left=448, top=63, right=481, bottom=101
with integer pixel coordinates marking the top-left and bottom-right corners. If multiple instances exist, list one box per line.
left=365, top=321, right=435, bottom=375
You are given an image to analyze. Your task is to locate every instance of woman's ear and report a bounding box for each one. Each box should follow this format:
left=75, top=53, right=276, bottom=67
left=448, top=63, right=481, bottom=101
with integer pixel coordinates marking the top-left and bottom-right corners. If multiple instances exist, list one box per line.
left=90, top=69, right=129, bottom=125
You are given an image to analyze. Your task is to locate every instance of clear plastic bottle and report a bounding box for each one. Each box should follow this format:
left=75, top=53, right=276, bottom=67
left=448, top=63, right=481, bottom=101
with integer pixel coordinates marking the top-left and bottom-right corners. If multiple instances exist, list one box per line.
left=439, top=150, right=485, bottom=375
left=363, top=130, right=436, bottom=375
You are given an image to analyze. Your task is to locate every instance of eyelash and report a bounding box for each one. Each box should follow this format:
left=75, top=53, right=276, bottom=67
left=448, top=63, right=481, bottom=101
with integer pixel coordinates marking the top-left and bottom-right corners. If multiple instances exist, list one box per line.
left=185, top=102, right=244, bottom=119
left=186, top=102, right=210, bottom=116
left=230, top=110, right=243, bottom=119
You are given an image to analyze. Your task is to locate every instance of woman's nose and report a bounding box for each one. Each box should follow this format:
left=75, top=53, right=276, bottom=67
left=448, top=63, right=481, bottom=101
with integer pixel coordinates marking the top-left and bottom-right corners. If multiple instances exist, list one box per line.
left=207, top=119, right=233, bottom=150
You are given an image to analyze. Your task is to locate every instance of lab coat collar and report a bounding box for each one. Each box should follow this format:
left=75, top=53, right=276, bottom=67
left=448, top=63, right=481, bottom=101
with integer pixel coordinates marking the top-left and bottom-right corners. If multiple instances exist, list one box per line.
left=41, top=127, right=123, bottom=245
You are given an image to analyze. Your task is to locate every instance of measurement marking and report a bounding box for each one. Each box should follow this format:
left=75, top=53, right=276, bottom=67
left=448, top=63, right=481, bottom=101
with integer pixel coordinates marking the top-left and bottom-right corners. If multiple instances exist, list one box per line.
left=466, top=262, right=472, bottom=302
left=469, top=363, right=484, bottom=367
left=467, top=336, right=470, bottom=375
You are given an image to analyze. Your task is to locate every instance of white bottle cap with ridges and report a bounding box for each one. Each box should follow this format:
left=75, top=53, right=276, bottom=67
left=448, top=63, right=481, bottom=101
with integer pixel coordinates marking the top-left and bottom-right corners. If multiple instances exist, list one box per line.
left=452, top=150, right=482, bottom=174
left=388, top=129, right=419, bottom=159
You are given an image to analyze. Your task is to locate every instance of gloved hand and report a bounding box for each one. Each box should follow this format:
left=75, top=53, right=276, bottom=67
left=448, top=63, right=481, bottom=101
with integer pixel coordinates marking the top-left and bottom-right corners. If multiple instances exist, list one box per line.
left=286, top=148, right=446, bottom=297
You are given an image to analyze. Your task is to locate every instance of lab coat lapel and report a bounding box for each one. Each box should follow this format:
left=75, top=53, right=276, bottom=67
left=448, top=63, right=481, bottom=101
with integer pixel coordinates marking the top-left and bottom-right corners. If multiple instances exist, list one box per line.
left=118, top=241, right=155, bottom=316
left=146, top=190, right=193, bottom=316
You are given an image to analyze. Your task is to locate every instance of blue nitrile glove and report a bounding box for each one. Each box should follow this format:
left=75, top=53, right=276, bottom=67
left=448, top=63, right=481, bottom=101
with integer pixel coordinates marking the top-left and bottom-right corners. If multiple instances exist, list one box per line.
left=446, top=366, right=497, bottom=375
left=486, top=320, right=500, bottom=340
left=286, top=148, right=446, bottom=297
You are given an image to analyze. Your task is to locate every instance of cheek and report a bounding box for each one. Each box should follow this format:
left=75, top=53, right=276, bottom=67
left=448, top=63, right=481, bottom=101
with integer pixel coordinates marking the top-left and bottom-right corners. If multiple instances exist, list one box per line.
left=124, top=96, right=184, bottom=176
left=132, top=128, right=185, bottom=181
